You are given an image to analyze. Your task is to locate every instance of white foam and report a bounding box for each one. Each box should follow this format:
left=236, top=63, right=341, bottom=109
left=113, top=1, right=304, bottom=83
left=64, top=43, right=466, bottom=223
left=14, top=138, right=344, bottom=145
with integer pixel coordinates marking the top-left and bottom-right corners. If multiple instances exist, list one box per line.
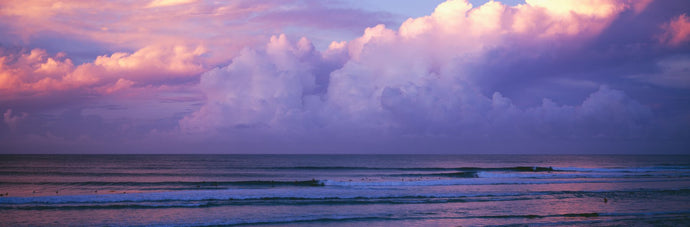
left=555, top=166, right=690, bottom=173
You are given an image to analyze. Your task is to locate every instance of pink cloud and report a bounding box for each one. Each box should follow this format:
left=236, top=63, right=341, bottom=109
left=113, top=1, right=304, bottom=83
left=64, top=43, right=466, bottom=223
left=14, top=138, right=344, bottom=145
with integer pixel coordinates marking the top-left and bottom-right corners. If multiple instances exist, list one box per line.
left=0, top=0, right=267, bottom=67
left=91, top=45, right=206, bottom=80
left=0, top=45, right=206, bottom=99
left=659, top=14, right=690, bottom=46
left=0, top=48, right=75, bottom=92
left=100, top=78, right=136, bottom=94
left=0, top=0, right=394, bottom=67
left=146, top=0, right=198, bottom=8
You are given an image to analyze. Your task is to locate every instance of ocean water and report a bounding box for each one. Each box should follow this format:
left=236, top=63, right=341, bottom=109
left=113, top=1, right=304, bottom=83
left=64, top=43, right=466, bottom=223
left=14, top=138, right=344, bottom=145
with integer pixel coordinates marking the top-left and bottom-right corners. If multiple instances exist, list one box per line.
left=0, top=155, right=689, bottom=226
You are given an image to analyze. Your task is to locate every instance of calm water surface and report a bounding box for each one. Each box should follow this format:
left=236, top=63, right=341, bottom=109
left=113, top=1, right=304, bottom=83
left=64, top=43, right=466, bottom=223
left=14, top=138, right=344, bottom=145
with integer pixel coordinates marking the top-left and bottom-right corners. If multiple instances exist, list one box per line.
left=1, top=155, right=689, bottom=226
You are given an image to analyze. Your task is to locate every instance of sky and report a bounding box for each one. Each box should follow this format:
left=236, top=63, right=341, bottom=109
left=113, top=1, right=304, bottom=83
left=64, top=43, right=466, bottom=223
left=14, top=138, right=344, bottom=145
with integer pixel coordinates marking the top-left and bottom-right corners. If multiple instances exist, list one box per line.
left=0, top=0, right=689, bottom=154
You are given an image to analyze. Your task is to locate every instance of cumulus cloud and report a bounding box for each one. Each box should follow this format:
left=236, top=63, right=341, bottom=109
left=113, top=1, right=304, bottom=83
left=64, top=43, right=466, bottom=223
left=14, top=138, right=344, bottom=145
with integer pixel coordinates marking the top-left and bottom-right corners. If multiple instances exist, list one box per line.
left=179, top=34, right=341, bottom=135
left=0, top=45, right=206, bottom=99
left=0, top=48, right=75, bottom=92
left=179, top=0, right=661, bottom=148
left=89, top=45, right=206, bottom=81
left=1, top=0, right=688, bottom=153
left=0, top=44, right=208, bottom=152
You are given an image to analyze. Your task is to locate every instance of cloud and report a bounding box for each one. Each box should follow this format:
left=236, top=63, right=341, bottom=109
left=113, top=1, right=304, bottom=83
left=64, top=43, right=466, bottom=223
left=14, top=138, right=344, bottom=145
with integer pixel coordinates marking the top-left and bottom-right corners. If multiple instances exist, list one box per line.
left=659, top=14, right=690, bottom=46
left=146, top=0, right=198, bottom=8
left=630, top=56, right=690, bottom=88
left=89, top=45, right=207, bottom=81
left=0, top=45, right=206, bottom=99
left=3, top=109, right=27, bottom=131
left=254, top=3, right=396, bottom=32
left=179, top=0, right=661, bottom=146
left=1, top=0, right=688, bottom=153
left=0, top=44, right=209, bottom=151
left=0, top=47, right=75, bottom=92
left=179, top=34, right=341, bottom=135
left=0, top=0, right=397, bottom=66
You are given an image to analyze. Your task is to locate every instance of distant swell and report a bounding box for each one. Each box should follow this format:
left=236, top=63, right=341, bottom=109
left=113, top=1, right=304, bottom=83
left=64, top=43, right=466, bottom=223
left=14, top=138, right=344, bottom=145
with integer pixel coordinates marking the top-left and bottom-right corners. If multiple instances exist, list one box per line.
left=392, top=171, right=479, bottom=178
left=0, top=180, right=325, bottom=187
left=0, top=171, right=268, bottom=177
left=0, top=197, right=518, bottom=210
left=194, top=211, right=690, bottom=226
left=3, top=189, right=688, bottom=208
left=275, top=166, right=557, bottom=172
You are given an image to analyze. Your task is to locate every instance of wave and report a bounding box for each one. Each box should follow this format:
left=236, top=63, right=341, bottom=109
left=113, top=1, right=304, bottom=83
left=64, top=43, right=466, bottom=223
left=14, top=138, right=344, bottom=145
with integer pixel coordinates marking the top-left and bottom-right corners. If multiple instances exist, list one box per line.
left=206, top=216, right=395, bottom=226
left=197, top=213, right=607, bottom=226
left=5, top=166, right=687, bottom=180
left=271, top=166, right=558, bottom=172
left=321, top=178, right=687, bottom=187
left=475, top=172, right=690, bottom=179
left=2, top=188, right=687, bottom=206
left=391, top=171, right=479, bottom=178
left=555, top=166, right=690, bottom=173
left=467, top=210, right=690, bottom=221
left=0, top=180, right=325, bottom=187
left=0, top=171, right=269, bottom=177
left=10, top=207, right=685, bottom=227
left=2, top=175, right=686, bottom=190
left=278, top=166, right=690, bottom=173
left=0, top=196, right=530, bottom=210
left=390, top=171, right=688, bottom=179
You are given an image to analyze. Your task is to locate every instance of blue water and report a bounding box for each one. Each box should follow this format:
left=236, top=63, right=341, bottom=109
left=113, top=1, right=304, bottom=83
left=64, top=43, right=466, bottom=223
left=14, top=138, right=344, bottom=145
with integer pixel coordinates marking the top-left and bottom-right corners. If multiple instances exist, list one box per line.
left=1, top=155, right=689, bottom=226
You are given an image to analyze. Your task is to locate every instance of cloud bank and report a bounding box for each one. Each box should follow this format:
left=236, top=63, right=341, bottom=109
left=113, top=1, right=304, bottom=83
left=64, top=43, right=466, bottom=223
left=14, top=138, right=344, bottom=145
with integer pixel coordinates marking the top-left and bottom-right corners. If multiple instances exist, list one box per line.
left=1, top=0, right=689, bottom=153
left=175, top=0, right=688, bottom=153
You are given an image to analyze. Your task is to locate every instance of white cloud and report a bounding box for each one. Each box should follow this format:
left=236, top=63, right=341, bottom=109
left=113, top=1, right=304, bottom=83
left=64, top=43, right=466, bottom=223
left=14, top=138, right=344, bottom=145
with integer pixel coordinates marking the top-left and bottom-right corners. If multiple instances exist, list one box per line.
left=179, top=35, right=328, bottom=134
left=180, top=28, right=654, bottom=141
left=178, top=0, right=656, bottom=141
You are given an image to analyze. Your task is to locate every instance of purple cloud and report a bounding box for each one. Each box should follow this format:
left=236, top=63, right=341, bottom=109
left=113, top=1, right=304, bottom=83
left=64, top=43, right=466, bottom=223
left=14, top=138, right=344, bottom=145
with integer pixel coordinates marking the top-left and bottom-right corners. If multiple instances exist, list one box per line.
left=1, top=0, right=689, bottom=154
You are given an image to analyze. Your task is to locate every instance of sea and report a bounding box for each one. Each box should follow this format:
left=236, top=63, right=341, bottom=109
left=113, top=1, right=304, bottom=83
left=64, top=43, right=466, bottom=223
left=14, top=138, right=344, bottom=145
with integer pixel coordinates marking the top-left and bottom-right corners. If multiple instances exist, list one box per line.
left=0, top=155, right=689, bottom=226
